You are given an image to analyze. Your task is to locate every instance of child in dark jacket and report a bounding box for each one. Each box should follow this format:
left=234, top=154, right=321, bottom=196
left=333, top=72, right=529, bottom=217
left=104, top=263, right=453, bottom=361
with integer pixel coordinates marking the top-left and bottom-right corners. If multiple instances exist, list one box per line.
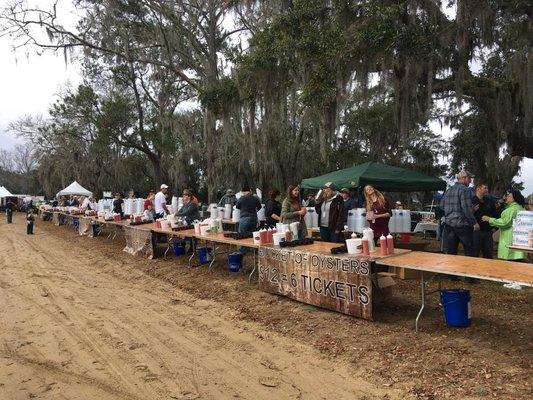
left=26, top=210, right=35, bottom=235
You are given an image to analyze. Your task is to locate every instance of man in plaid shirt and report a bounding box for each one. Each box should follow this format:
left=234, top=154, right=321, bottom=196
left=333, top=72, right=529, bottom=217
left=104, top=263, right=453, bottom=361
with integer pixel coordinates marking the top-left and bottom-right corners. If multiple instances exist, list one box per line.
left=440, top=170, right=479, bottom=256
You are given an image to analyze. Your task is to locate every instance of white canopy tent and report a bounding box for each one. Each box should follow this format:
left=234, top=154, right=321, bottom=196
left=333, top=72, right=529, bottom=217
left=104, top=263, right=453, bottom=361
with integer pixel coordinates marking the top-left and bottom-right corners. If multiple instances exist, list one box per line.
left=0, top=186, right=14, bottom=198
left=56, top=181, right=93, bottom=198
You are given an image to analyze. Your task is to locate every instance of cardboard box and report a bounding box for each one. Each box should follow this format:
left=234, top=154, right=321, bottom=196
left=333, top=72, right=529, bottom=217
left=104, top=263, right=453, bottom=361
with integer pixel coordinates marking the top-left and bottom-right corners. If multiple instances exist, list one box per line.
left=388, top=266, right=422, bottom=280
left=373, top=272, right=396, bottom=303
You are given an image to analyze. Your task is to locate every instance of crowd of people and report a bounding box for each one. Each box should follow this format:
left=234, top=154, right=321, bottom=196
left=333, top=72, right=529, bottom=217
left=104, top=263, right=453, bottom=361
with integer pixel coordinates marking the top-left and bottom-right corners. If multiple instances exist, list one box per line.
left=438, top=170, right=527, bottom=262
left=5, top=172, right=530, bottom=262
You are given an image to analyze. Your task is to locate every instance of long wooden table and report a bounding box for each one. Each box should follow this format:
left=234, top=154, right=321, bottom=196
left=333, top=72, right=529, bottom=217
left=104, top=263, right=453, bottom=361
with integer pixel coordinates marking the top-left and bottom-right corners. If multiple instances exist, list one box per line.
left=43, top=215, right=532, bottom=331
left=376, top=252, right=533, bottom=331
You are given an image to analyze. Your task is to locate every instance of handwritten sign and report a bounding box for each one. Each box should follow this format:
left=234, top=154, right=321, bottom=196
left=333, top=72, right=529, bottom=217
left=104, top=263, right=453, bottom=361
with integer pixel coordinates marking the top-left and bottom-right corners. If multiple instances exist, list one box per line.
left=258, top=246, right=372, bottom=320
left=123, top=226, right=154, bottom=259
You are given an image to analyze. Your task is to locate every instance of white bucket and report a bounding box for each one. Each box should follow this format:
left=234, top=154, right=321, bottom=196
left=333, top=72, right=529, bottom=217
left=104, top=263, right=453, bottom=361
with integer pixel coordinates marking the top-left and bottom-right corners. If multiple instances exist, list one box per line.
left=346, top=238, right=362, bottom=254
left=273, top=232, right=285, bottom=246
left=218, top=207, right=225, bottom=219
left=252, top=231, right=261, bottom=244
left=232, top=207, right=240, bottom=222
left=224, top=204, right=232, bottom=219
left=304, top=207, right=314, bottom=228
left=290, top=222, right=300, bottom=238
left=312, top=212, right=319, bottom=228
left=276, top=223, right=285, bottom=232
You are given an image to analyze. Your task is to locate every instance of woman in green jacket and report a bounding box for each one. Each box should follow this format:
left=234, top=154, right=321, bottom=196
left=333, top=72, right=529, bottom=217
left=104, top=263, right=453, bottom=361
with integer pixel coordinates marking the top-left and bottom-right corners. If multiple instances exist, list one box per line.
left=482, top=188, right=525, bottom=260
left=281, top=185, right=307, bottom=239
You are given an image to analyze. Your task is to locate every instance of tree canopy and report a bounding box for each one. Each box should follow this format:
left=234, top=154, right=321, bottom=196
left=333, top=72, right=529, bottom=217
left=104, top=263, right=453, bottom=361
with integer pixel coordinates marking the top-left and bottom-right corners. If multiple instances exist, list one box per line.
left=1, top=0, right=531, bottom=199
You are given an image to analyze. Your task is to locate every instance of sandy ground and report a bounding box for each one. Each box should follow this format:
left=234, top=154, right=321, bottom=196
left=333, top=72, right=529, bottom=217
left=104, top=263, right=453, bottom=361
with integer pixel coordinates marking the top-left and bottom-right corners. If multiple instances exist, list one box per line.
left=0, top=215, right=407, bottom=400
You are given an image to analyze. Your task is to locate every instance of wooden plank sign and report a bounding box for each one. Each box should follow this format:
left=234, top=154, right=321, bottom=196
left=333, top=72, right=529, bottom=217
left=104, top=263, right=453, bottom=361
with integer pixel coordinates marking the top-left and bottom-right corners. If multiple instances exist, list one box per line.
left=258, top=246, right=372, bottom=320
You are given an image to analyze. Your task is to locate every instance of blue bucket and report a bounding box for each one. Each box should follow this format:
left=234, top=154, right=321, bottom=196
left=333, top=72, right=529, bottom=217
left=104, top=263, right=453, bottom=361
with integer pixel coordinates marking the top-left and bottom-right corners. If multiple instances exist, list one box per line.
left=440, top=289, right=471, bottom=327
left=198, top=247, right=213, bottom=264
left=173, top=240, right=186, bottom=256
left=228, top=252, right=243, bottom=272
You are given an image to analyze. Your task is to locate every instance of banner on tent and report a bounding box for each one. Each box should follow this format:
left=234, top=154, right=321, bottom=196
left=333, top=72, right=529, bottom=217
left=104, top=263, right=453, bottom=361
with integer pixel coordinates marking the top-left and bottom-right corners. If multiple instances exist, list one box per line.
left=123, top=226, right=153, bottom=259
left=258, top=247, right=372, bottom=320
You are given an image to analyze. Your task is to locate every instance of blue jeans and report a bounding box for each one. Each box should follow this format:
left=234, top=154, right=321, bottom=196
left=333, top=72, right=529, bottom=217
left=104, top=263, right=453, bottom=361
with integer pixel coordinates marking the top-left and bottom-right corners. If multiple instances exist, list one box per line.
left=319, top=226, right=340, bottom=243
left=445, top=225, right=474, bottom=256
left=238, top=215, right=258, bottom=252
left=238, top=215, right=258, bottom=235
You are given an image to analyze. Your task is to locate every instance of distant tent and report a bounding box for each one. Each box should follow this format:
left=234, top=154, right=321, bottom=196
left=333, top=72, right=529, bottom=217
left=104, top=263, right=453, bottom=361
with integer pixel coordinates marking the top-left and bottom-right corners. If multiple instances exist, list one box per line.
left=300, top=162, right=447, bottom=192
left=56, top=181, right=92, bottom=197
left=0, top=186, right=14, bottom=198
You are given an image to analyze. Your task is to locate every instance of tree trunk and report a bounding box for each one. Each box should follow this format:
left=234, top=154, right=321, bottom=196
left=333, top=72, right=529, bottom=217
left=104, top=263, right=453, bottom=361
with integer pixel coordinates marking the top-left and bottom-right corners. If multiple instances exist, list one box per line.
left=147, top=154, right=163, bottom=191
left=204, top=108, right=217, bottom=202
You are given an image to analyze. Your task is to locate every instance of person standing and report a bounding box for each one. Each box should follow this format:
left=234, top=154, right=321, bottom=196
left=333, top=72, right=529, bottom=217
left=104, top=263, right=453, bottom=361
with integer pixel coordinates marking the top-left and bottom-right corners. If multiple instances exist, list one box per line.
left=154, top=184, right=170, bottom=219
left=439, top=170, right=479, bottom=256
left=482, top=188, right=525, bottom=260
left=265, top=188, right=282, bottom=228
left=144, top=191, right=155, bottom=211
left=363, top=185, right=392, bottom=242
left=112, top=193, right=124, bottom=218
left=281, top=186, right=307, bottom=239
left=315, top=182, right=345, bottom=243
left=235, top=185, right=262, bottom=235
left=472, top=183, right=495, bottom=258
left=26, top=210, right=35, bottom=235
left=5, top=198, right=16, bottom=223
left=340, top=188, right=357, bottom=225
left=176, top=189, right=200, bottom=225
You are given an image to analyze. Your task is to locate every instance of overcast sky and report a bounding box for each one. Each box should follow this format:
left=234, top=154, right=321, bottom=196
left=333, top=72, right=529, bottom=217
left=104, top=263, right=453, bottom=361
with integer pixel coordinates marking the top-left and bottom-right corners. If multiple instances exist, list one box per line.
left=0, top=3, right=531, bottom=195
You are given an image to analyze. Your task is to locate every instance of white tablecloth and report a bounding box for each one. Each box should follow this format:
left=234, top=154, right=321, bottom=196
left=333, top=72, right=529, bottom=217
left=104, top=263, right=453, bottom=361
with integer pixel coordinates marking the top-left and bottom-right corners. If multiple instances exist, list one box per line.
left=413, top=222, right=438, bottom=233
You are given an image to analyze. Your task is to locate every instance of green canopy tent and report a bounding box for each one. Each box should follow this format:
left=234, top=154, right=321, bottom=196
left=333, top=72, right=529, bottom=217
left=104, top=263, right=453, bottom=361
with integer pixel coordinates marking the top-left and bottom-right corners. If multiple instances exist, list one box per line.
left=300, top=162, right=446, bottom=192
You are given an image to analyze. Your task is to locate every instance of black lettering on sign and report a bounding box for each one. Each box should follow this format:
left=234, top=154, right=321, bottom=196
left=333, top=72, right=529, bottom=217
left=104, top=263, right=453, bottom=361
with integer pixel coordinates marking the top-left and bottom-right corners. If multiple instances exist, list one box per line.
left=335, top=281, right=346, bottom=300
left=358, top=285, right=370, bottom=305
left=346, top=283, right=358, bottom=303
left=290, top=273, right=297, bottom=288
left=323, top=279, right=335, bottom=297
left=359, top=260, right=370, bottom=275
left=270, top=268, right=279, bottom=284
left=259, top=265, right=267, bottom=280
left=258, top=246, right=372, bottom=320
left=341, top=259, right=349, bottom=272
left=312, top=277, right=322, bottom=294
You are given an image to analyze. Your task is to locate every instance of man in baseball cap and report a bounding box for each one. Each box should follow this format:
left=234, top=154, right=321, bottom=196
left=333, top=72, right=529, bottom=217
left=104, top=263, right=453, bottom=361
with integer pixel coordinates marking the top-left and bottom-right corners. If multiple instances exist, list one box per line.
left=340, top=187, right=356, bottom=225
left=154, top=184, right=169, bottom=218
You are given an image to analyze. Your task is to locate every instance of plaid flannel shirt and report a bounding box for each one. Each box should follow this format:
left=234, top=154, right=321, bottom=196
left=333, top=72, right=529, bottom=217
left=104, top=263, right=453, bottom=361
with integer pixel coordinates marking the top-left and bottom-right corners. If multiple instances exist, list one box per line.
left=439, top=183, right=476, bottom=228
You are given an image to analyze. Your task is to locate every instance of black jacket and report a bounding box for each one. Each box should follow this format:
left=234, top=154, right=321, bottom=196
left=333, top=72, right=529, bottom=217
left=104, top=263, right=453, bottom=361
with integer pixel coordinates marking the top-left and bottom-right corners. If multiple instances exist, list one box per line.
left=315, top=195, right=345, bottom=232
